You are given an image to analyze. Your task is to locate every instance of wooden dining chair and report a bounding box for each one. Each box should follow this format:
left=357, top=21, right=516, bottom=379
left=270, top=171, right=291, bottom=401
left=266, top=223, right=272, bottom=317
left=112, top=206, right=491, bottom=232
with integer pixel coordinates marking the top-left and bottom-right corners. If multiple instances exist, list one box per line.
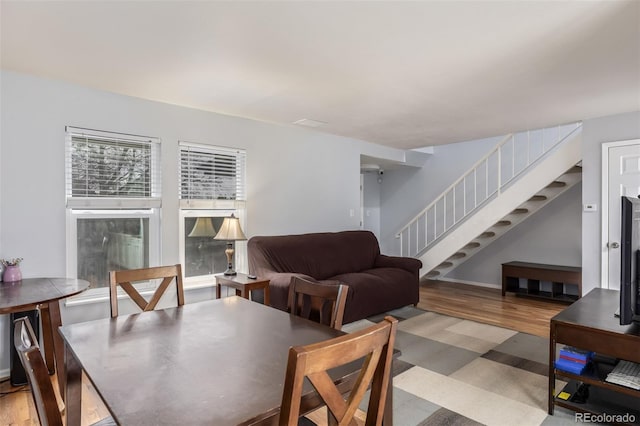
left=279, top=316, right=398, bottom=426
left=13, top=317, right=115, bottom=426
left=288, top=276, right=348, bottom=330
left=109, top=264, right=185, bottom=318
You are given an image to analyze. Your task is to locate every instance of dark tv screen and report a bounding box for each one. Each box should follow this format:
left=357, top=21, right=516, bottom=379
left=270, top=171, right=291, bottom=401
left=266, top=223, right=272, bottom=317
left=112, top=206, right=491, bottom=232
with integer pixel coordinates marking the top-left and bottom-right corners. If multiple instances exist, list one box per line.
left=619, top=195, right=640, bottom=325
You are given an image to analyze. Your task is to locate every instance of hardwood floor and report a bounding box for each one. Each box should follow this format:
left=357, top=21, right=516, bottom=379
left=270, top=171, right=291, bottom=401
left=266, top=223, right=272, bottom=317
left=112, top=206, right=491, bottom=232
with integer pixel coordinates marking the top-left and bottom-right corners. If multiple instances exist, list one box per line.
left=418, top=279, right=566, bottom=337
left=0, top=372, right=110, bottom=426
left=1, top=280, right=567, bottom=424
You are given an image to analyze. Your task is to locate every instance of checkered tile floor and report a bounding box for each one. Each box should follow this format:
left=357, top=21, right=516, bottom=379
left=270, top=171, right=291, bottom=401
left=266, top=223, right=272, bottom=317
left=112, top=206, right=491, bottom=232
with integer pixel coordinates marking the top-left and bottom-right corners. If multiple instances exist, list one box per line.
left=343, top=306, right=582, bottom=426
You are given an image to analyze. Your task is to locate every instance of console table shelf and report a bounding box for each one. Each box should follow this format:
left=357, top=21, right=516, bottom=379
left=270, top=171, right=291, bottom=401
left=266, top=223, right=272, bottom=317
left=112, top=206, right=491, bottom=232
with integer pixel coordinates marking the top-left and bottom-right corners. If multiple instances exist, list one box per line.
left=555, top=365, right=640, bottom=399
left=554, top=380, right=640, bottom=424
left=549, top=289, right=640, bottom=420
left=502, top=261, right=581, bottom=302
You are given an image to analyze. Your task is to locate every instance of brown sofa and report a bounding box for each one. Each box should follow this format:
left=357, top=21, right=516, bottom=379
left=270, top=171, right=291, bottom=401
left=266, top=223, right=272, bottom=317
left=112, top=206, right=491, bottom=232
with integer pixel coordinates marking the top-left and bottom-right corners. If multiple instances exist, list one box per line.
left=247, top=230, right=422, bottom=323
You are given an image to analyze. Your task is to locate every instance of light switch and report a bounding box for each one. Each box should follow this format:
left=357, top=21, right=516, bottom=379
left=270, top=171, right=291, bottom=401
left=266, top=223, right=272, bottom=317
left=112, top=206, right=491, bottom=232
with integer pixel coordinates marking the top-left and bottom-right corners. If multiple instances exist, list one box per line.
left=583, top=204, right=597, bottom=212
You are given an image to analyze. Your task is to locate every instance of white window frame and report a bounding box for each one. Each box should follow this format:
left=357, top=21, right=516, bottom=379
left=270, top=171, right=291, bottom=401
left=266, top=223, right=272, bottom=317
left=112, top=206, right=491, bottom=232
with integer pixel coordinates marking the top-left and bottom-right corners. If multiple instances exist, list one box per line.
left=179, top=207, right=247, bottom=287
left=179, top=142, right=247, bottom=286
left=65, top=127, right=162, bottom=302
left=66, top=209, right=161, bottom=302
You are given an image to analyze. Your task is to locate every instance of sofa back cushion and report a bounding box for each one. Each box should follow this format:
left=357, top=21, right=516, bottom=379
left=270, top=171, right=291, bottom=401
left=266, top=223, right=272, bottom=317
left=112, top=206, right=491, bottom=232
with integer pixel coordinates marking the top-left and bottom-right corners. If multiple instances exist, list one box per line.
left=248, top=231, right=380, bottom=280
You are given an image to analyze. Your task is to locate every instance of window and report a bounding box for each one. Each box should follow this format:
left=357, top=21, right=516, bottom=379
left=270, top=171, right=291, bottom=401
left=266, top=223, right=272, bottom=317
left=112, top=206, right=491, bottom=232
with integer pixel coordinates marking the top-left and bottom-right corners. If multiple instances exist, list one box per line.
left=179, top=143, right=246, bottom=205
left=179, top=142, right=246, bottom=282
left=66, top=127, right=161, bottom=291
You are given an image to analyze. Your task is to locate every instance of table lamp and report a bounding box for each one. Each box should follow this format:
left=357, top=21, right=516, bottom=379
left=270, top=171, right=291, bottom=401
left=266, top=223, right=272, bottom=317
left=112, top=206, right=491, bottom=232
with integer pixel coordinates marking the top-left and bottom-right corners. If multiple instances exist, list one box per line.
left=188, top=217, right=217, bottom=238
left=188, top=217, right=217, bottom=273
left=214, top=213, right=247, bottom=276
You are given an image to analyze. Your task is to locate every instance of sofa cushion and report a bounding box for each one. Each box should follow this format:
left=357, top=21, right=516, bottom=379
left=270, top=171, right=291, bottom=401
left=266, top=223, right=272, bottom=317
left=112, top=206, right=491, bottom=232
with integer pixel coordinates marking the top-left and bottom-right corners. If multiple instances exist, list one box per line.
left=263, top=272, right=314, bottom=311
left=248, top=231, right=380, bottom=280
left=330, top=267, right=419, bottom=323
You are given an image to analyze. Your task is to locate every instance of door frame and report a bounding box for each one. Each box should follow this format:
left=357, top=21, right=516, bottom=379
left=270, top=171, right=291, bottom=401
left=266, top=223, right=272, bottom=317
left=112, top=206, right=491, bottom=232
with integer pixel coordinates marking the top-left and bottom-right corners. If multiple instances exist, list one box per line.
left=600, top=138, right=640, bottom=288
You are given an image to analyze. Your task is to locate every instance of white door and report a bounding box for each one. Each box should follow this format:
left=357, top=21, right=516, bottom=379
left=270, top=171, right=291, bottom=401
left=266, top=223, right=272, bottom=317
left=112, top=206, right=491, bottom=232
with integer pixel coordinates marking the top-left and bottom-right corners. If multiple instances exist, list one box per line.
left=604, top=141, right=640, bottom=289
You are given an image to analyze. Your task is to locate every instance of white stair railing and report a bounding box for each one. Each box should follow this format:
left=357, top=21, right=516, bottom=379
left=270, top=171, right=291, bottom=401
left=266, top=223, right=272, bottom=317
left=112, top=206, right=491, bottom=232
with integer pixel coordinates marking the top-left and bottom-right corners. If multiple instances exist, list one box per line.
left=397, top=122, right=582, bottom=257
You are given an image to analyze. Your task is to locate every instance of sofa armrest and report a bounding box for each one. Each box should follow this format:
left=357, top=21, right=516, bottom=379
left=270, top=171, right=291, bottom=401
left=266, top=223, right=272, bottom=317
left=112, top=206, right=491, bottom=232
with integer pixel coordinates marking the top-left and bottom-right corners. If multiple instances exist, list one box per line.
left=374, top=254, right=422, bottom=274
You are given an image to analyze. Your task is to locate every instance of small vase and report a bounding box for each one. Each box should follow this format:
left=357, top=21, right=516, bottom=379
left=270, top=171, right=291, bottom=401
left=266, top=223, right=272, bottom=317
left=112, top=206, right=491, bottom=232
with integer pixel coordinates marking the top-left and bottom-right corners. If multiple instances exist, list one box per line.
left=3, top=265, right=22, bottom=282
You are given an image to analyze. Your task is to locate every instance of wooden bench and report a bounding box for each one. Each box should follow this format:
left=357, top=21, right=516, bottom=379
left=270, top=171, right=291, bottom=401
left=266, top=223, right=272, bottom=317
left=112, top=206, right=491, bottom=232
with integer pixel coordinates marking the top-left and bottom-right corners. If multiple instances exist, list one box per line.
left=502, top=261, right=581, bottom=303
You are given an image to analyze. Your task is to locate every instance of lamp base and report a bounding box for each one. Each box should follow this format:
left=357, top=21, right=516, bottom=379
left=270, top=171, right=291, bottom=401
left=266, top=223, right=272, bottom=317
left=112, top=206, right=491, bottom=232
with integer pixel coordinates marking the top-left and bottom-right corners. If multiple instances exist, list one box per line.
left=223, top=243, right=237, bottom=276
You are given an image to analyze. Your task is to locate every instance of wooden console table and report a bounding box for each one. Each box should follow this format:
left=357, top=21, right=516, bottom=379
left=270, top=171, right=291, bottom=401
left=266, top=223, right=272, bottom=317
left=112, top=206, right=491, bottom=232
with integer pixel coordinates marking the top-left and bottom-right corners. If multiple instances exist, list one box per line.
left=216, top=273, right=270, bottom=305
left=502, top=261, right=581, bottom=302
left=549, top=288, right=640, bottom=420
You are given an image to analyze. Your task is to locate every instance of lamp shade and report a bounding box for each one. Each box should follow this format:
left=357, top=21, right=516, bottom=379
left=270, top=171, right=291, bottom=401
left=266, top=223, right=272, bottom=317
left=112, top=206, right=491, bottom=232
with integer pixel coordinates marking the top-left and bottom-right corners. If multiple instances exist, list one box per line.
left=188, top=217, right=217, bottom=237
left=214, top=214, right=247, bottom=241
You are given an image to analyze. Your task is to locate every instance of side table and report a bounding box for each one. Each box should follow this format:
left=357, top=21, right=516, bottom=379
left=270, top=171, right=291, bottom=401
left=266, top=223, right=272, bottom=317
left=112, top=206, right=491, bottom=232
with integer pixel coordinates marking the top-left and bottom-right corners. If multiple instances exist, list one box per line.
left=216, top=273, right=270, bottom=305
left=0, top=277, right=90, bottom=398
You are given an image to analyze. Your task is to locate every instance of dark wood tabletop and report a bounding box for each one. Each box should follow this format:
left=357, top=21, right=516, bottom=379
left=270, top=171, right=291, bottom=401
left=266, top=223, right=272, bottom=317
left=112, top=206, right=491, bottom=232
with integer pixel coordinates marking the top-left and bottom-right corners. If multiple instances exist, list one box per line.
left=551, top=288, right=640, bottom=336
left=1, top=277, right=89, bottom=396
left=0, top=277, right=89, bottom=314
left=60, top=296, right=349, bottom=426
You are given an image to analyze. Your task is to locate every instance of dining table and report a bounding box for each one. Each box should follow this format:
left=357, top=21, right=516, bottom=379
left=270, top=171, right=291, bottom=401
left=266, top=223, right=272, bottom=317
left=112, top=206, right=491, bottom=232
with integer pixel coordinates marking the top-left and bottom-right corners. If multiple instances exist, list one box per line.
left=0, top=277, right=90, bottom=396
left=60, top=296, right=391, bottom=425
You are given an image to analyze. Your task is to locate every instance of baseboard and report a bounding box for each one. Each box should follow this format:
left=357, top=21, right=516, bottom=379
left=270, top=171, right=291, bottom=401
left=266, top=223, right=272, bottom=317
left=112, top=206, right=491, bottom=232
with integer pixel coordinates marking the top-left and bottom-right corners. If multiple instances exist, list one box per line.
left=436, top=276, right=500, bottom=290
left=0, top=369, right=9, bottom=380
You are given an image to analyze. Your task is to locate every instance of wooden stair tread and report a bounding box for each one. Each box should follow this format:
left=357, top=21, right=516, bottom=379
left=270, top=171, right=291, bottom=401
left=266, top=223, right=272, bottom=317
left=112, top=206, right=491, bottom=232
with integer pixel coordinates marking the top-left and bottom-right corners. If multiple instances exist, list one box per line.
left=478, top=231, right=496, bottom=238
left=547, top=181, right=566, bottom=188
left=511, top=207, right=529, bottom=214
left=463, top=242, right=480, bottom=249
left=528, top=195, right=547, bottom=202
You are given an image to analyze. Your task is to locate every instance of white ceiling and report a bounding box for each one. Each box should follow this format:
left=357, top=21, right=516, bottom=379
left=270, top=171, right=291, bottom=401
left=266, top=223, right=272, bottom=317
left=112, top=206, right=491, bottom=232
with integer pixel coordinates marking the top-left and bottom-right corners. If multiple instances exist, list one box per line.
left=1, top=1, right=639, bottom=149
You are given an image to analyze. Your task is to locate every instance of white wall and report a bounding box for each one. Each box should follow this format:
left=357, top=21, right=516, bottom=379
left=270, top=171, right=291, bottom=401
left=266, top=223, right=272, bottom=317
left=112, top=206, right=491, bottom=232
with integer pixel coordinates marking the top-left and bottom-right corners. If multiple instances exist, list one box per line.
left=379, top=136, right=502, bottom=253
left=362, top=172, right=381, bottom=237
left=581, top=111, right=640, bottom=295
left=447, top=183, right=582, bottom=286
left=0, top=70, right=413, bottom=373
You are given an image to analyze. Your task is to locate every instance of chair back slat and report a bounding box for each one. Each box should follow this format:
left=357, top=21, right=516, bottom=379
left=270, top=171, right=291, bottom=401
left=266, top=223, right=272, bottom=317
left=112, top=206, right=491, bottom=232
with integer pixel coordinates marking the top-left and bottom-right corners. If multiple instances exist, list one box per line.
left=279, top=316, right=397, bottom=426
left=109, top=264, right=184, bottom=318
left=13, top=317, right=64, bottom=426
left=288, top=277, right=348, bottom=330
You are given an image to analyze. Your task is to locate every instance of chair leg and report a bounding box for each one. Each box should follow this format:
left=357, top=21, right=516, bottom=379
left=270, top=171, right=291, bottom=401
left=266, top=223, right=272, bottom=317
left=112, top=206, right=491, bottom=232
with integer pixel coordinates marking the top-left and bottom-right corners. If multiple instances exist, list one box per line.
left=39, top=304, right=56, bottom=374
left=65, top=346, right=83, bottom=426
left=46, top=300, right=66, bottom=399
left=384, top=375, right=393, bottom=424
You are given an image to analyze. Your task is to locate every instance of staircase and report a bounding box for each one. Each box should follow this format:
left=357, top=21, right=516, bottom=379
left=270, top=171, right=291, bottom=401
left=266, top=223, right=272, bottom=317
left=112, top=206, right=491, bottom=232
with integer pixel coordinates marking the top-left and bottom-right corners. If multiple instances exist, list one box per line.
left=396, top=122, right=582, bottom=278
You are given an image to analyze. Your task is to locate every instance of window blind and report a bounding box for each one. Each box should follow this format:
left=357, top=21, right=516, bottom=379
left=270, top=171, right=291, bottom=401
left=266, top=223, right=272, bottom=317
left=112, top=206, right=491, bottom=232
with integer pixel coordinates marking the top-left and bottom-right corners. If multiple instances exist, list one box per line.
left=65, top=127, right=161, bottom=208
left=179, top=143, right=246, bottom=205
